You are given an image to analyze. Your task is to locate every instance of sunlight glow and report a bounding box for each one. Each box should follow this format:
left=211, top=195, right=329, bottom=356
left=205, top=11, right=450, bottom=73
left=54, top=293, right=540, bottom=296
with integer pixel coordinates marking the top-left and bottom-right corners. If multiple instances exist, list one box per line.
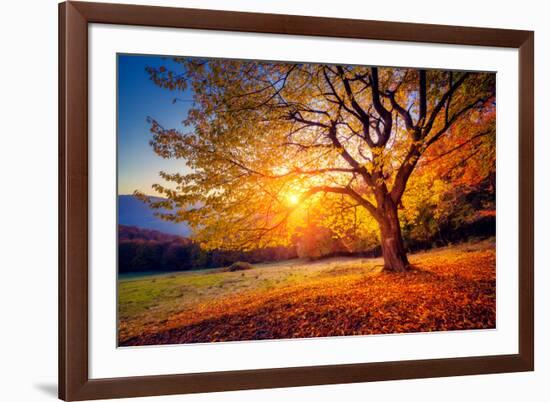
left=287, top=193, right=300, bottom=206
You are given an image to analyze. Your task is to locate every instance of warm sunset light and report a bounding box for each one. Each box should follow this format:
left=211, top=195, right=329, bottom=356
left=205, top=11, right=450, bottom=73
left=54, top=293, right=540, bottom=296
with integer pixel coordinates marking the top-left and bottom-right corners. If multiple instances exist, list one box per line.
left=287, top=193, right=300, bottom=206
left=118, top=54, right=497, bottom=347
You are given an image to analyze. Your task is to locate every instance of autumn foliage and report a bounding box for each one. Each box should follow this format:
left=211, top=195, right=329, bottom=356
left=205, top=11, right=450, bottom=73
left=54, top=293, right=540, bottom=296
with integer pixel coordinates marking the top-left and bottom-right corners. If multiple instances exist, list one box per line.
left=138, top=59, right=495, bottom=272
left=119, top=240, right=495, bottom=345
left=118, top=56, right=497, bottom=345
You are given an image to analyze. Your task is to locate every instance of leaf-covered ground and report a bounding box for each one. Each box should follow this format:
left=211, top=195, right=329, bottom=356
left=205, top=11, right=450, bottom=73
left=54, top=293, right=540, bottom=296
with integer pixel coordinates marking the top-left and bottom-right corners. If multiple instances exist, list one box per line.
left=119, top=239, right=495, bottom=346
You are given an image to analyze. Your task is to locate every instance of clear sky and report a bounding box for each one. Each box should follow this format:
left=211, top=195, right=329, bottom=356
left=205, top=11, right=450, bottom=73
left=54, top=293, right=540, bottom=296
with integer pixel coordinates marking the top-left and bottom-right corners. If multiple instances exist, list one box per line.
left=117, top=54, right=192, bottom=196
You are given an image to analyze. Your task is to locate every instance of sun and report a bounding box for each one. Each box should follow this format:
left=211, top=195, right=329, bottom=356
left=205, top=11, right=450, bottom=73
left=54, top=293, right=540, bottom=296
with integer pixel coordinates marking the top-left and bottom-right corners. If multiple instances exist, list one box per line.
left=286, top=193, right=300, bottom=206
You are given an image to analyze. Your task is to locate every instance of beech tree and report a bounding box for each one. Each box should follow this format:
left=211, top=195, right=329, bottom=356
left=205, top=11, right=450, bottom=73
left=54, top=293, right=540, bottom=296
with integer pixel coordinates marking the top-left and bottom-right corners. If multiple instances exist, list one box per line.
left=139, top=59, right=495, bottom=272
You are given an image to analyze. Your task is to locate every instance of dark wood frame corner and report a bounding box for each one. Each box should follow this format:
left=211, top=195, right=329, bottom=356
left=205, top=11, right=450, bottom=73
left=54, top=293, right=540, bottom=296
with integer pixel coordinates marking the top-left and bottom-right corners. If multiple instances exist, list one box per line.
left=59, top=1, right=534, bottom=400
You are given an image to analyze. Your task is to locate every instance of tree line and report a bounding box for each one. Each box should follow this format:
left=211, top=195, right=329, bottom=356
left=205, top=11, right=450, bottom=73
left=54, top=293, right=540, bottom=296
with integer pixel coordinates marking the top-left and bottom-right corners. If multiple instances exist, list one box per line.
left=118, top=225, right=297, bottom=273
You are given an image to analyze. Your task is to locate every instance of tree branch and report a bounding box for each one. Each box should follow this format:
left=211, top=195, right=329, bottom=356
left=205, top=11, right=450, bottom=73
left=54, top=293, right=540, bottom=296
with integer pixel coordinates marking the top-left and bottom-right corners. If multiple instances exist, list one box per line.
left=390, top=145, right=421, bottom=204
left=305, top=185, right=380, bottom=221
left=321, top=67, right=362, bottom=121
left=326, top=124, right=375, bottom=187
left=422, top=72, right=470, bottom=136
left=422, top=129, right=492, bottom=165
left=335, top=65, right=377, bottom=148
left=418, top=69, right=427, bottom=125
left=370, top=67, right=393, bottom=145
left=425, top=95, right=491, bottom=148
left=385, top=91, right=414, bottom=131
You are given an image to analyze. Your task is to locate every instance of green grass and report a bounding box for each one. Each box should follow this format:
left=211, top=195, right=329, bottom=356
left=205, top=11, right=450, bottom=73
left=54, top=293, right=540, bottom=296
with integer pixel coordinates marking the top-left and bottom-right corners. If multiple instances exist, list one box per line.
left=118, top=255, right=380, bottom=333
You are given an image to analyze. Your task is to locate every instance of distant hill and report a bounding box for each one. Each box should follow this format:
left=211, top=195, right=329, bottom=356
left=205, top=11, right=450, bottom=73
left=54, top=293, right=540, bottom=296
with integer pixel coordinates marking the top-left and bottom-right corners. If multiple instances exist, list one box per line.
left=118, top=195, right=190, bottom=236
left=118, top=224, right=190, bottom=243
left=118, top=224, right=199, bottom=273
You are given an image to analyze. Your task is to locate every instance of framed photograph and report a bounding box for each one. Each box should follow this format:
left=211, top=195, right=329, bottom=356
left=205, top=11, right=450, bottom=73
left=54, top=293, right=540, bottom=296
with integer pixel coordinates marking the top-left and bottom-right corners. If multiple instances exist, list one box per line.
left=59, top=1, right=534, bottom=400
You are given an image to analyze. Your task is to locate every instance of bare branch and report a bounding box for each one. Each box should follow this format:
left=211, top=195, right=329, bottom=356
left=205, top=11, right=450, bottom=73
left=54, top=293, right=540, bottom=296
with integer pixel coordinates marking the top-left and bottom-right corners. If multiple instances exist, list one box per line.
left=370, top=67, right=393, bottom=146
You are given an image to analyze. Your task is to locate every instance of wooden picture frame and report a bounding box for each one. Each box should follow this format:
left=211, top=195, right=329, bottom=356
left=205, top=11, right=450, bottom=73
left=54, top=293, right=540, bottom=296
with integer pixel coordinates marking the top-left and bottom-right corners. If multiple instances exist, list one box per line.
left=59, top=1, right=534, bottom=400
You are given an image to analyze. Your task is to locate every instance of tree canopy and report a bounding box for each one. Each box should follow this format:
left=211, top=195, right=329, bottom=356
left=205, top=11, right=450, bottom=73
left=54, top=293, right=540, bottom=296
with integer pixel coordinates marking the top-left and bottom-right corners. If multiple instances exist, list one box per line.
left=137, top=58, right=495, bottom=270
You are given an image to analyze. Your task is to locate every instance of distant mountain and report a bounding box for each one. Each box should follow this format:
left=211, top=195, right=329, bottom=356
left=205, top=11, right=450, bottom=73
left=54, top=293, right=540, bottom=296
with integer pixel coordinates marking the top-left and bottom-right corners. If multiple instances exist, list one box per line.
left=118, top=195, right=190, bottom=236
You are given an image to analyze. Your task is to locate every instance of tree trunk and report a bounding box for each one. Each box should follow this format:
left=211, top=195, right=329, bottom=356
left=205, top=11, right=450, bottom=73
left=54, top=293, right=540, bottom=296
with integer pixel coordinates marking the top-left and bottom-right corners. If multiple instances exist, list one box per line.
left=379, top=199, right=410, bottom=272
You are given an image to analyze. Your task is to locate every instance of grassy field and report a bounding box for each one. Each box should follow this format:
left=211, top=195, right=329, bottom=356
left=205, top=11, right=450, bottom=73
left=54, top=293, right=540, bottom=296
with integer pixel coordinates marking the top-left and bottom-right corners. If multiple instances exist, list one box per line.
left=118, top=239, right=496, bottom=346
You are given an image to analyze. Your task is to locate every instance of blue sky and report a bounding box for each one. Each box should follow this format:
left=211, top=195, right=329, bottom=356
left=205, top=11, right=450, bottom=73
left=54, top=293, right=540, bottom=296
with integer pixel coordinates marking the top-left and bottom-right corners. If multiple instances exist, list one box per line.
left=117, top=54, right=192, bottom=196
